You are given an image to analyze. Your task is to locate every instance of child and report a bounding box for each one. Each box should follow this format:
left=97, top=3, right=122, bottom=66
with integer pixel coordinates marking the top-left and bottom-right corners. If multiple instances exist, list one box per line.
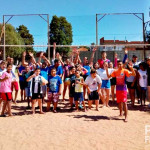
left=85, top=69, right=102, bottom=111
left=27, top=68, right=48, bottom=114
left=0, top=64, right=13, bottom=117
left=138, top=62, right=147, bottom=106
left=74, top=70, right=86, bottom=111
left=47, top=68, right=62, bottom=113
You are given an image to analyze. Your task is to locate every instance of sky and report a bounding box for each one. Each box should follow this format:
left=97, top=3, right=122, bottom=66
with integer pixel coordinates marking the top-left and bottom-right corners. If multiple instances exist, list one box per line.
left=0, top=0, right=150, bottom=51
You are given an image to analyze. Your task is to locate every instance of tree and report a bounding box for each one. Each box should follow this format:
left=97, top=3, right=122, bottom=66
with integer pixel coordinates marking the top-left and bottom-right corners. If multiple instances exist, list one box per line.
left=0, top=23, right=25, bottom=59
left=49, top=15, right=73, bottom=56
left=16, top=25, right=34, bottom=52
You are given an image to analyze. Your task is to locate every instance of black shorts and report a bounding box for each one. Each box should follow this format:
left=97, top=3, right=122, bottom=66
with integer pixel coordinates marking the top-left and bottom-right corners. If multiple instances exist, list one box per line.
left=110, top=77, right=116, bottom=86
left=32, top=93, right=43, bottom=100
left=19, top=81, right=25, bottom=90
left=69, top=87, right=75, bottom=98
left=126, top=81, right=136, bottom=89
left=88, top=90, right=99, bottom=100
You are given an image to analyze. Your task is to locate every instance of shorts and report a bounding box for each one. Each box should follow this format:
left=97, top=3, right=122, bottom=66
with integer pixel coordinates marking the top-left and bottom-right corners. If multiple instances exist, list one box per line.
left=25, top=87, right=31, bottom=97
left=116, top=90, right=127, bottom=103
left=19, top=81, right=25, bottom=90
left=74, top=92, right=84, bottom=102
left=32, top=93, right=43, bottom=100
left=140, top=87, right=147, bottom=91
left=11, top=81, right=19, bottom=91
left=126, top=81, right=136, bottom=89
left=88, top=90, right=99, bottom=100
left=69, top=88, right=75, bottom=98
left=101, top=80, right=111, bottom=89
left=42, top=85, right=47, bottom=97
left=48, top=92, right=59, bottom=103
left=110, top=77, right=116, bottom=86
left=1, top=93, right=12, bottom=101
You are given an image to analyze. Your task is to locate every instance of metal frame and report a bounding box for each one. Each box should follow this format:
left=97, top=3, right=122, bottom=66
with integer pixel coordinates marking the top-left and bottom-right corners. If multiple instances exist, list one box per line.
left=2, top=14, right=50, bottom=60
left=96, top=13, right=146, bottom=58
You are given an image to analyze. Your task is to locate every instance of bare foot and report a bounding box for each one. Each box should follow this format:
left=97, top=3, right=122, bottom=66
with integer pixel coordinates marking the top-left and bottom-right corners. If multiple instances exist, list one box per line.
left=124, top=117, right=128, bottom=122
left=53, top=110, right=57, bottom=113
left=106, top=105, right=110, bottom=108
left=32, top=111, right=35, bottom=115
left=75, top=109, right=79, bottom=112
left=40, top=111, right=45, bottom=114
left=96, top=108, right=99, bottom=111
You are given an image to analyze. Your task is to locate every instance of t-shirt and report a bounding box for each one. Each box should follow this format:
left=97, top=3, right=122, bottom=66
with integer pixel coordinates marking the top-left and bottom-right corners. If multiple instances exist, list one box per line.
left=0, top=71, right=12, bottom=93
left=18, top=65, right=25, bottom=81
left=63, top=64, right=71, bottom=79
left=22, top=71, right=34, bottom=88
left=111, top=69, right=130, bottom=91
left=97, top=59, right=110, bottom=68
left=138, top=69, right=147, bottom=88
left=146, top=65, right=150, bottom=85
left=85, top=75, right=102, bottom=92
left=40, top=67, right=49, bottom=80
left=69, top=74, right=76, bottom=92
left=97, top=68, right=114, bottom=80
left=83, top=65, right=91, bottom=76
left=48, top=75, right=62, bottom=93
left=30, top=75, right=43, bottom=94
left=48, top=65, right=63, bottom=76
left=75, top=76, right=83, bottom=92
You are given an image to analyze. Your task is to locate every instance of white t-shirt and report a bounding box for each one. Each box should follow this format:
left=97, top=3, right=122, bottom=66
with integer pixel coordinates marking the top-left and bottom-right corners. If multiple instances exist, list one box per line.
left=138, top=69, right=147, bottom=88
left=85, top=75, right=102, bottom=92
left=97, top=68, right=114, bottom=80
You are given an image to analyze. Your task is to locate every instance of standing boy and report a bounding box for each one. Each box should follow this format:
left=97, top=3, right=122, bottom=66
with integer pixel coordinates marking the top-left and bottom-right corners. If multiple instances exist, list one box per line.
left=47, top=68, right=62, bottom=113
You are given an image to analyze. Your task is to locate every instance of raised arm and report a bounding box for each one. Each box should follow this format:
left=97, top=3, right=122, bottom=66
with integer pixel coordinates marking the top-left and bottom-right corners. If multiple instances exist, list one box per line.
left=89, top=47, right=97, bottom=66
left=53, top=42, right=56, bottom=60
left=22, top=52, right=28, bottom=66
left=29, top=52, right=36, bottom=65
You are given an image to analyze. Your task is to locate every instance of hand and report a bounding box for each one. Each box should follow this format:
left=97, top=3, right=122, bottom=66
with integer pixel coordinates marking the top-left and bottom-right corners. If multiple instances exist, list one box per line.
left=31, top=74, right=36, bottom=78
left=5, top=76, right=9, bottom=80
left=125, top=49, right=128, bottom=54
left=76, top=80, right=80, bottom=84
left=22, top=51, right=26, bottom=57
left=87, top=89, right=91, bottom=94
left=29, top=52, right=33, bottom=57
left=92, top=47, right=97, bottom=52
left=40, top=52, right=44, bottom=57
left=58, top=92, right=61, bottom=95
left=131, top=82, right=134, bottom=87
left=114, top=53, right=118, bottom=58
left=53, top=42, right=56, bottom=48
left=97, top=90, right=101, bottom=95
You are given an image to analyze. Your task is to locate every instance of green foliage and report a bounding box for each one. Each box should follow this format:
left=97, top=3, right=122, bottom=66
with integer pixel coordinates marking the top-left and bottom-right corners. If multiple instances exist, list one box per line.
left=0, top=23, right=25, bottom=59
left=49, top=15, right=73, bottom=56
left=16, top=25, right=34, bottom=52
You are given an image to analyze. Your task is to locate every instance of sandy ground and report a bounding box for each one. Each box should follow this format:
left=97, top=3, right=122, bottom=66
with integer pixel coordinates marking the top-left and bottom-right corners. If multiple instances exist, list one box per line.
left=0, top=87, right=150, bottom=150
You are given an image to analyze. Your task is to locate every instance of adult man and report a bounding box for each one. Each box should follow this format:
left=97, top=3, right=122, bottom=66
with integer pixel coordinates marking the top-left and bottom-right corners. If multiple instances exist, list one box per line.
left=106, top=60, right=135, bottom=122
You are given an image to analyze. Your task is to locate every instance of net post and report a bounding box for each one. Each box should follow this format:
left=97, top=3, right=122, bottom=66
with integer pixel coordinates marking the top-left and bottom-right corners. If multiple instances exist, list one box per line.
left=3, top=15, right=5, bottom=60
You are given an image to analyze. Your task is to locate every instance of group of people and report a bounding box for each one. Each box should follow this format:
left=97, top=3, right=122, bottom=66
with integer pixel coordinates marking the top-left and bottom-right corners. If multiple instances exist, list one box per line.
left=0, top=43, right=150, bottom=122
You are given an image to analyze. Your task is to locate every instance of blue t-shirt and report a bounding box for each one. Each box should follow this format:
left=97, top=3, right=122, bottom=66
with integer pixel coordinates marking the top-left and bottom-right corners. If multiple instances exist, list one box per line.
left=48, top=75, right=62, bottom=93
left=18, top=65, right=25, bottom=81
left=48, top=65, right=63, bottom=76
left=40, top=67, right=48, bottom=80
left=83, top=65, right=91, bottom=76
